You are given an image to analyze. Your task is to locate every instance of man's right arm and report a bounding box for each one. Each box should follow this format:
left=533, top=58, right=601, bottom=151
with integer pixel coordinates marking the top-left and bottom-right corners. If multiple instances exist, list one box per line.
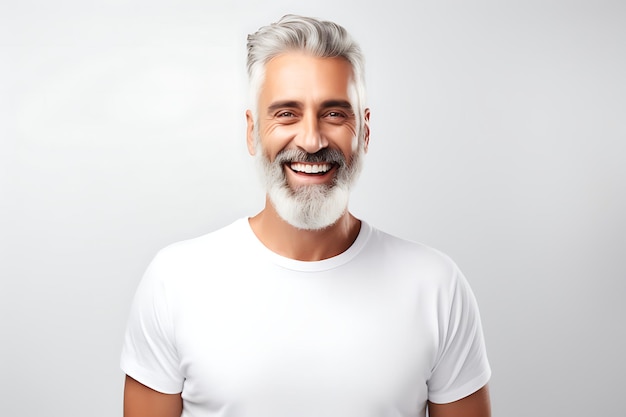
left=123, top=375, right=182, bottom=417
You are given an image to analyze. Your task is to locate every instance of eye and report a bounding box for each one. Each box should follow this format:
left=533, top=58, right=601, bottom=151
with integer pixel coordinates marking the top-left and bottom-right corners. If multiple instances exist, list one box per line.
left=326, top=111, right=346, bottom=118
left=276, top=111, right=296, bottom=118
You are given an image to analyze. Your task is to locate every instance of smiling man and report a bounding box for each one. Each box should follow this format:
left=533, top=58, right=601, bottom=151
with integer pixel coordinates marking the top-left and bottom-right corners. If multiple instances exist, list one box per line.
left=121, top=15, right=491, bottom=417
left=246, top=50, right=367, bottom=258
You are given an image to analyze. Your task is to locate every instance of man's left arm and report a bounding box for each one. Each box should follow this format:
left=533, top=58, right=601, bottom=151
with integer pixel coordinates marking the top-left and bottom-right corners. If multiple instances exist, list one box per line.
left=428, top=384, right=491, bottom=417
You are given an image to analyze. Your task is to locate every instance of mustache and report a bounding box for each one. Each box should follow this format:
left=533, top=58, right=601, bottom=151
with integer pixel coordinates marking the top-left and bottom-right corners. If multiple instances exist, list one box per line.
left=273, top=148, right=346, bottom=166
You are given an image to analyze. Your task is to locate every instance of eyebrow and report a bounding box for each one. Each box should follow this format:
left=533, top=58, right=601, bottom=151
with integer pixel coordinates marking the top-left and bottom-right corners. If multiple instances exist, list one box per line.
left=266, top=99, right=354, bottom=115
left=320, top=100, right=354, bottom=112
left=266, top=101, right=303, bottom=115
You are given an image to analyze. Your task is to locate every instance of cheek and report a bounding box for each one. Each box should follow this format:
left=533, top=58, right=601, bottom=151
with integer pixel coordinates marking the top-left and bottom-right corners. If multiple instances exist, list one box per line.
left=260, top=125, right=294, bottom=160
left=325, top=125, right=358, bottom=155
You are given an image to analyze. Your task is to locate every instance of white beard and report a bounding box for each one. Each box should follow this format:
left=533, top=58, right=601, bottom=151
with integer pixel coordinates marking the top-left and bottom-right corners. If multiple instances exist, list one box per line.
left=255, top=141, right=364, bottom=230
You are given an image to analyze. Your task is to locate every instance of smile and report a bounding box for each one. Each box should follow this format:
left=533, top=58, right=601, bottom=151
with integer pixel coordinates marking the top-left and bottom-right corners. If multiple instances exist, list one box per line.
left=289, top=162, right=334, bottom=174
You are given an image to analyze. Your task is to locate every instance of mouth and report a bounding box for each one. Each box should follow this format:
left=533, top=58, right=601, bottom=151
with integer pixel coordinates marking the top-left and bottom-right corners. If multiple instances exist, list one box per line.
left=287, top=162, right=335, bottom=175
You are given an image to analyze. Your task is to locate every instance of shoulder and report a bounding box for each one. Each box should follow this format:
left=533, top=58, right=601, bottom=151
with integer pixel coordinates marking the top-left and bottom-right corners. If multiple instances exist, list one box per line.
left=364, top=223, right=461, bottom=290
left=145, top=218, right=249, bottom=282
left=158, top=218, right=246, bottom=258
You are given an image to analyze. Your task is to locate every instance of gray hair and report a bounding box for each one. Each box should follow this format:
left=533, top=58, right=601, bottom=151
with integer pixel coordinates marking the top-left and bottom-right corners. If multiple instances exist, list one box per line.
left=246, top=14, right=367, bottom=141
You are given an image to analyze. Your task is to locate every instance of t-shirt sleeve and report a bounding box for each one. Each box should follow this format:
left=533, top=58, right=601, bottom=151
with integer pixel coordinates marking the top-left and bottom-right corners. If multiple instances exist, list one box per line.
left=120, top=252, right=184, bottom=394
left=427, top=264, right=491, bottom=404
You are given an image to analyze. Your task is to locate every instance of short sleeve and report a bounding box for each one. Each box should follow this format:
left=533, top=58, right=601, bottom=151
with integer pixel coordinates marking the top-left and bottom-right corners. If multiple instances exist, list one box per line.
left=120, top=253, right=184, bottom=394
left=427, top=265, right=491, bottom=404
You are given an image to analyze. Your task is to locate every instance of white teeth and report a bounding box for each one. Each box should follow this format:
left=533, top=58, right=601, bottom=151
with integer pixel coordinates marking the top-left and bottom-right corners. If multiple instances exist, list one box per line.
left=290, top=163, right=332, bottom=174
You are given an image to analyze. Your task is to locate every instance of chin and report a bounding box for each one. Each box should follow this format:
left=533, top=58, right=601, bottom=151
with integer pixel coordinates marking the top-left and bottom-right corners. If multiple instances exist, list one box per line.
left=269, top=183, right=350, bottom=231
left=254, top=137, right=365, bottom=230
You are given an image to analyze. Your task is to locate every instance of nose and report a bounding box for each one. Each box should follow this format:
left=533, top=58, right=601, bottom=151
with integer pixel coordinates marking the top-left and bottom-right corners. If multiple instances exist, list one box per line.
left=293, top=113, right=328, bottom=153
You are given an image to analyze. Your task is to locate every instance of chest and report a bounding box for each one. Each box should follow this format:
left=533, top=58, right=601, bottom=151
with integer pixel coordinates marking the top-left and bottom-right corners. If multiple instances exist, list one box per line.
left=171, top=268, right=437, bottom=417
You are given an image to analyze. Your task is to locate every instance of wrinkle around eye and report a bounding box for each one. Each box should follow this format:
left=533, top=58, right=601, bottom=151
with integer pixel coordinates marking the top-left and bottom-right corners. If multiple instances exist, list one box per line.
left=322, top=111, right=355, bottom=127
left=271, top=111, right=300, bottom=125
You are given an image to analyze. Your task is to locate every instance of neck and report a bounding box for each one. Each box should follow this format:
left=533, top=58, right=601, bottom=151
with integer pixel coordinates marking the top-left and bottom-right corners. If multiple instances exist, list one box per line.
left=248, top=196, right=361, bottom=261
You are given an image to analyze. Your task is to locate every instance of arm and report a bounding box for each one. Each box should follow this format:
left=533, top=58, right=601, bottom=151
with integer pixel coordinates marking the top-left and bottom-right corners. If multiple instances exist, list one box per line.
left=124, top=375, right=183, bottom=417
left=428, top=384, right=491, bottom=417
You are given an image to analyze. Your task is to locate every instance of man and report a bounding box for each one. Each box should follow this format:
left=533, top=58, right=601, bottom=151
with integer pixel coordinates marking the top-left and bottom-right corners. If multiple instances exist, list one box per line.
left=122, top=15, right=491, bottom=417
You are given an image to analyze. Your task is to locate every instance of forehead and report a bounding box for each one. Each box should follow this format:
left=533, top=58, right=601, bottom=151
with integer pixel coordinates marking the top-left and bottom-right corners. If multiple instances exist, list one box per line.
left=260, top=52, right=354, bottom=105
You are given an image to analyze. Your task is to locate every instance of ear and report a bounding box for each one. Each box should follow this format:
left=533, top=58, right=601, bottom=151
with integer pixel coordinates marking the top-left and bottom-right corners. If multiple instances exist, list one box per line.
left=246, top=110, right=256, bottom=155
left=363, top=108, right=371, bottom=153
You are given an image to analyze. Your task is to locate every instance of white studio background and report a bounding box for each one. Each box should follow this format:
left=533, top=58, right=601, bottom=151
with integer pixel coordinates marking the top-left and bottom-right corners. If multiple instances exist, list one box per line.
left=1, top=1, right=624, bottom=416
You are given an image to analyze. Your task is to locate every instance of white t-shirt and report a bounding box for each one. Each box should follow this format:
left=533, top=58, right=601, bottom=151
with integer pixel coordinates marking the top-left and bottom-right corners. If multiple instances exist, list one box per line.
left=121, top=219, right=491, bottom=417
